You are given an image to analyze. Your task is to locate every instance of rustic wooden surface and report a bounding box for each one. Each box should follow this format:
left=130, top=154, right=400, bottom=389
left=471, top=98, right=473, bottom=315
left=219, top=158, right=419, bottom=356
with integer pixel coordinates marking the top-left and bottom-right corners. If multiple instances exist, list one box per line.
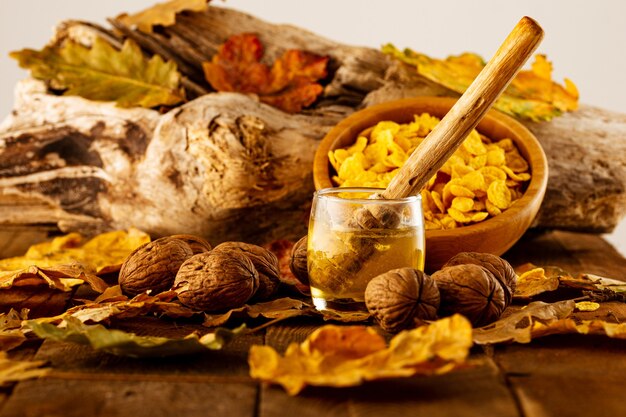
left=1, top=230, right=625, bottom=417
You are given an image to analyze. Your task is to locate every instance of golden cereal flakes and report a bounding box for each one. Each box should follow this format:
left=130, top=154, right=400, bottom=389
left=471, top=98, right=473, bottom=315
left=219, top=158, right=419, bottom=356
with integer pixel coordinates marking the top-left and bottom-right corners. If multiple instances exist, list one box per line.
left=328, top=114, right=531, bottom=230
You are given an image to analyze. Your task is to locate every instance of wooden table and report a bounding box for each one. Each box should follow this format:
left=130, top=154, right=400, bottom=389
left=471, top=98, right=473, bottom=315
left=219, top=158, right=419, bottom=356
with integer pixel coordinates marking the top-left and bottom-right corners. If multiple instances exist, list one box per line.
left=1, top=230, right=625, bottom=417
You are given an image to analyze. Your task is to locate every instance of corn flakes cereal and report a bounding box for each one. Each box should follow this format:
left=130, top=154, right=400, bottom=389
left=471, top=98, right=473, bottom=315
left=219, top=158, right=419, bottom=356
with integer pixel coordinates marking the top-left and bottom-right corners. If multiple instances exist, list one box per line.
left=328, top=113, right=531, bottom=230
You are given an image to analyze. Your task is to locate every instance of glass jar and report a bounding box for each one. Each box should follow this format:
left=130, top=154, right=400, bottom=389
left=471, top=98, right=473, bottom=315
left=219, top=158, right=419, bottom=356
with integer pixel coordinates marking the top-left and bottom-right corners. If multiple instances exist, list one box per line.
left=308, top=188, right=425, bottom=312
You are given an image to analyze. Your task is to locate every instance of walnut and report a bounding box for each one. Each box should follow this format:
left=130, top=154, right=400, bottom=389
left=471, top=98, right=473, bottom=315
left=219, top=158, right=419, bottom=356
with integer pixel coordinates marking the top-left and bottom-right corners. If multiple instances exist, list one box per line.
left=119, top=237, right=194, bottom=296
left=432, top=264, right=507, bottom=327
left=214, top=241, right=283, bottom=299
left=169, top=234, right=212, bottom=254
left=173, top=250, right=259, bottom=311
left=365, top=268, right=440, bottom=333
left=289, top=235, right=309, bottom=285
left=443, top=252, right=516, bottom=306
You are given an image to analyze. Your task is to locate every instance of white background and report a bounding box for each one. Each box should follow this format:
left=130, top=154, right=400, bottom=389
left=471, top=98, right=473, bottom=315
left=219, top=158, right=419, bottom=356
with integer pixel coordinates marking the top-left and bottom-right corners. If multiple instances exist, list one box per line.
left=0, top=0, right=624, bottom=255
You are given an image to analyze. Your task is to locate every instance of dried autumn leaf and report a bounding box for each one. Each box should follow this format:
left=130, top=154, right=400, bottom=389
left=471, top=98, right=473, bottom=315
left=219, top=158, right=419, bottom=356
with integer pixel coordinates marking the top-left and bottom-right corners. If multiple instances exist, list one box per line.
left=0, top=309, right=28, bottom=351
left=27, top=316, right=242, bottom=357
left=531, top=316, right=626, bottom=340
left=11, top=37, right=185, bottom=108
left=560, top=273, right=626, bottom=293
left=203, top=33, right=328, bottom=113
left=0, top=264, right=105, bottom=293
left=0, top=352, right=49, bottom=386
left=473, top=300, right=575, bottom=344
left=40, top=290, right=199, bottom=325
left=249, top=315, right=472, bottom=395
left=203, top=297, right=310, bottom=327
left=117, top=0, right=209, bottom=33
left=382, top=44, right=578, bottom=121
left=0, top=228, right=150, bottom=275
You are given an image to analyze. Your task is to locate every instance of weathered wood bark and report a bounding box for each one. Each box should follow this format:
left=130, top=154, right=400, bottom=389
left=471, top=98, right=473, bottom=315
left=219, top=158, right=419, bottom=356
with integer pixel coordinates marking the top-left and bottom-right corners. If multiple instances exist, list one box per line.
left=0, top=5, right=624, bottom=243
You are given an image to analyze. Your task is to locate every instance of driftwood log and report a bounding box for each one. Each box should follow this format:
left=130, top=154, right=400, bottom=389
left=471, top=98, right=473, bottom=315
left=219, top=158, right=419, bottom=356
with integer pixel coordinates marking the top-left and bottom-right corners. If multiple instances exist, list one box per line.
left=0, top=5, right=624, bottom=245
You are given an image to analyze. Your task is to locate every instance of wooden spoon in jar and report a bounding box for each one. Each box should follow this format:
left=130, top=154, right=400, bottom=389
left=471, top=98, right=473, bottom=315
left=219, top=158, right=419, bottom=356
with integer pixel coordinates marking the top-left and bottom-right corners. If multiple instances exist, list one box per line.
left=355, top=16, right=544, bottom=231
left=320, top=17, right=546, bottom=292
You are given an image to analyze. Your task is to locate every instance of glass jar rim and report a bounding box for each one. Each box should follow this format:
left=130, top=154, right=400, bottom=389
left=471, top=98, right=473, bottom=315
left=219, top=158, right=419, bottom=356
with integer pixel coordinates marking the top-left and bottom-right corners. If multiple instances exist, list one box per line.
left=315, top=187, right=422, bottom=204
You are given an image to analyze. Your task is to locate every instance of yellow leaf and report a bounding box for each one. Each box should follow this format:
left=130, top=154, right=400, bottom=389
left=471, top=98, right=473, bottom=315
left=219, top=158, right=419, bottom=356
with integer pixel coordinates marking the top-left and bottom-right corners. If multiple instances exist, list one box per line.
left=383, top=44, right=579, bottom=121
left=249, top=315, right=472, bottom=395
left=10, top=37, right=185, bottom=108
left=0, top=265, right=97, bottom=293
left=532, top=317, right=626, bottom=340
left=117, top=0, right=209, bottom=33
left=0, top=228, right=150, bottom=275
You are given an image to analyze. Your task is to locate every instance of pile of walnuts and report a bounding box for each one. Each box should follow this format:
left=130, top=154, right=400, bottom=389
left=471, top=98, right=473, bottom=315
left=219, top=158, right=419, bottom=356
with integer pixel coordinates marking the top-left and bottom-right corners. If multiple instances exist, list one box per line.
left=118, top=235, right=281, bottom=311
left=364, top=252, right=517, bottom=332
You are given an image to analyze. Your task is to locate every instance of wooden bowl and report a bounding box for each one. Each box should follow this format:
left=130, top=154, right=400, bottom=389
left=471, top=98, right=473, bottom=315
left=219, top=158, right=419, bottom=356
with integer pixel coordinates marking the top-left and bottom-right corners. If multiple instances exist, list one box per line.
left=313, top=97, right=548, bottom=271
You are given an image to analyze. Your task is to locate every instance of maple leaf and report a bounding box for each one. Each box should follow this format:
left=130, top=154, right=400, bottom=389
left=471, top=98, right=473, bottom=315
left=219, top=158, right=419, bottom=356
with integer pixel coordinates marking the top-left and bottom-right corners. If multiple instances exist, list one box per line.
left=203, top=33, right=328, bottom=113
left=249, top=315, right=472, bottom=395
left=11, top=37, right=186, bottom=108
left=117, top=0, right=210, bottom=33
left=383, top=44, right=579, bottom=121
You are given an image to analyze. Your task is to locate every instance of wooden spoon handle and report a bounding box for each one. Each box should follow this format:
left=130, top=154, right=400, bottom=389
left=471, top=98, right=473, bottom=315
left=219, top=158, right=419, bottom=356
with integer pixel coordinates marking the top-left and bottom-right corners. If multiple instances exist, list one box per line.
left=382, top=16, right=544, bottom=200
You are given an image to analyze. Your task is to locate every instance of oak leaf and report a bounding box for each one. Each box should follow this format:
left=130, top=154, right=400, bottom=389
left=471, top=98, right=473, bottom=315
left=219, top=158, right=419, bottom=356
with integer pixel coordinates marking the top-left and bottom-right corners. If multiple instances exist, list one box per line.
left=383, top=44, right=578, bottom=121
left=0, top=228, right=150, bottom=276
left=249, top=315, right=472, bottom=395
left=203, top=33, right=328, bottom=113
left=11, top=37, right=185, bottom=108
left=26, top=316, right=242, bottom=357
left=117, top=0, right=209, bottom=33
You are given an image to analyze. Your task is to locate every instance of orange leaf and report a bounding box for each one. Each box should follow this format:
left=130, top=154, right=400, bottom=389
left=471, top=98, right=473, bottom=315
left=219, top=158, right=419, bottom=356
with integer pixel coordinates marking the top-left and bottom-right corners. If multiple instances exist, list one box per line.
left=203, top=33, right=328, bottom=113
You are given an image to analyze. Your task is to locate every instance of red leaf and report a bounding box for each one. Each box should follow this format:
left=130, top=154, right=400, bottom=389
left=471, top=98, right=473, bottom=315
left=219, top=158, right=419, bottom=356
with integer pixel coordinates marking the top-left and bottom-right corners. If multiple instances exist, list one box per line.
left=203, top=33, right=328, bottom=113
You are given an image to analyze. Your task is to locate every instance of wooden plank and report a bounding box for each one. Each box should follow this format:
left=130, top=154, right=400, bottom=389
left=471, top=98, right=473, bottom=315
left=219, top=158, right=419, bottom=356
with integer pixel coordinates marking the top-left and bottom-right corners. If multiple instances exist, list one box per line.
left=504, top=230, right=626, bottom=277
left=493, top=335, right=626, bottom=417
left=494, top=232, right=626, bottom=417
left=0, top=379, right=257, bottom=417
left=260, top=323, right=521, bottom=417
left=0, top=318, right=260, bottom=417
left=260, top=360, right=521, bottom=417
left=32, top=317, right=262, bottom=378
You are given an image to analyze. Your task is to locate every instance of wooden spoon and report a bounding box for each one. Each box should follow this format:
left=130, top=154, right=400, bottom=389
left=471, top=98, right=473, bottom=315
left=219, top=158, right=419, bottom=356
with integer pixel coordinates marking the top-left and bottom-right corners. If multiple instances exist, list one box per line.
left=383, top=16, right=544, bottom=200
left=342, top=17, right=544, bottom=279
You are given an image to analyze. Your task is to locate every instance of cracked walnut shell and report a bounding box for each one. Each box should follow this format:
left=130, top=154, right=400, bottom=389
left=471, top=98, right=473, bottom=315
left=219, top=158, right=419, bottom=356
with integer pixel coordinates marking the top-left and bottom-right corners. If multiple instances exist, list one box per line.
left=173, top=250, right=259, bottom=311
left=365, top=268, right=440, bottom=333
left=119, top=236, right=194, bottom=296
